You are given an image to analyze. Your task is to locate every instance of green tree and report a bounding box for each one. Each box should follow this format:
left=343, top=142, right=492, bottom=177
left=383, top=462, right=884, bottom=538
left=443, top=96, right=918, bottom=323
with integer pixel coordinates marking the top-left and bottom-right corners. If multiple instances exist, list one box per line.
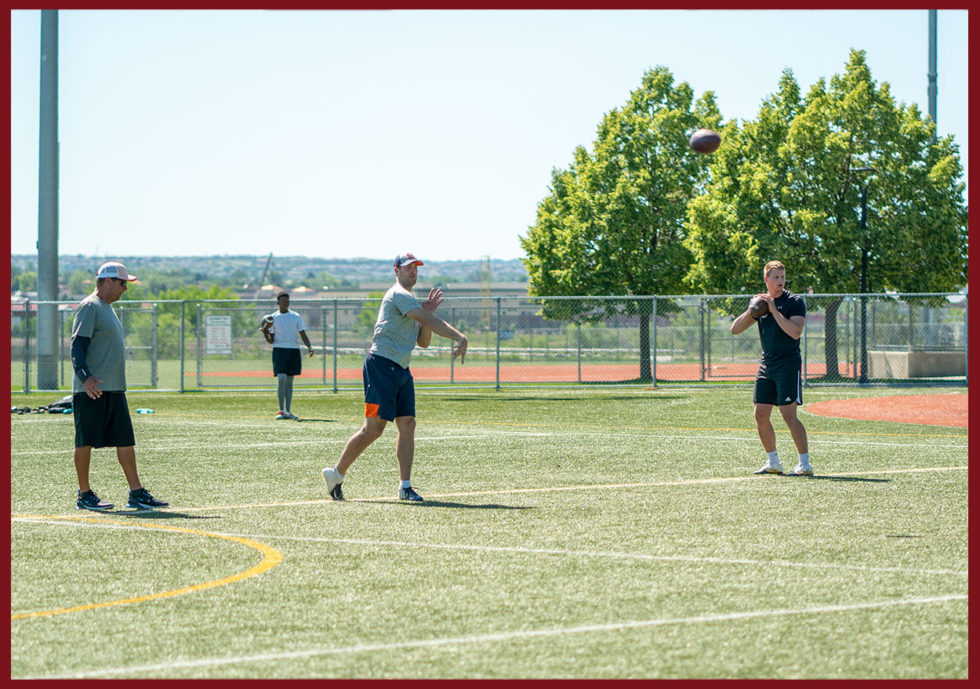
left=355, top=291, right=385, bottom=338
left=521, top=66, right=720, bottom=381
left=118, top=283, right=246, bottom=358
left=684, top=50, right=968, bottom=377
left=14, top=270, right=37, bottom=293
left=67, top=270, right=93, bottom=296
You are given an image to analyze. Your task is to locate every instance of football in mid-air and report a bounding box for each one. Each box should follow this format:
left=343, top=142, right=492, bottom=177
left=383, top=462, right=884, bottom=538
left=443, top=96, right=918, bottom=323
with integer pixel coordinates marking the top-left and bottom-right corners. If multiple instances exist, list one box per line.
left=689, top=128, right=722, bottom=154
left=748, top=296, right=770, bottom=318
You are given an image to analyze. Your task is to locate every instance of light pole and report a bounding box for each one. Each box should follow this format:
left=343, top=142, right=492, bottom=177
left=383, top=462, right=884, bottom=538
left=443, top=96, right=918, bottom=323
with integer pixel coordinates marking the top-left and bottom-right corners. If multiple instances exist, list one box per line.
left=850, top=167, right=875, bottom=384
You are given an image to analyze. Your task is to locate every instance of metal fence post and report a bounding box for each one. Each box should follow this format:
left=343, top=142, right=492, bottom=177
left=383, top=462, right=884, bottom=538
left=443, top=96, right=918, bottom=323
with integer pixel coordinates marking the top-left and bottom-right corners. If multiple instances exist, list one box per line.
left=196, top=303, right=203, bottom=388
left=332, top=300, right=338, bottom=393
left=450, top=306, right=455, bottom=384
left=151, top=303, right=159, bottom=388
left=577, top=321, right=582, bottom=384
left=802, top=295, right=808, bottom=386
left=24, top=298, right=31, bottom=394
left=495, top=297, right=501, bottom=391
left=698, top=298, right=706, bottom=382
left=651, top=296, right=657, bottom=385
left=964, top=294, right=969, bottom=387
left=59, top=307, right=65, bottom=388
left=321, top=305, right=327, bottom=385
left=179, top=301, right=186, bottom=393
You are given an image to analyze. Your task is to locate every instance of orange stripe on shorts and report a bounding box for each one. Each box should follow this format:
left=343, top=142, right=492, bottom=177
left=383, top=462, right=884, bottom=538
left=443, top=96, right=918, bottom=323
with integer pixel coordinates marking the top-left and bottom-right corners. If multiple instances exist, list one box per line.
left=364, top=403, right=380, bottom=418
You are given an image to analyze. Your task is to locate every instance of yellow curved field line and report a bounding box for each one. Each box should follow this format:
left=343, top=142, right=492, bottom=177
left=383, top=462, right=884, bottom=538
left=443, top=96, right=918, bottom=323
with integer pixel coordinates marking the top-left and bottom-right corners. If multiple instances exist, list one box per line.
left=10, top=515, right=283, bottom=621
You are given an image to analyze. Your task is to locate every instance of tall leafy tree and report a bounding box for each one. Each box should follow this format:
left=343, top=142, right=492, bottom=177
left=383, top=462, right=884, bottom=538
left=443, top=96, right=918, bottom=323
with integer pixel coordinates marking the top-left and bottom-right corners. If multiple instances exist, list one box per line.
left=521, top=66, right=721, bottom=381
left=684, top=50, right=967, bottom=376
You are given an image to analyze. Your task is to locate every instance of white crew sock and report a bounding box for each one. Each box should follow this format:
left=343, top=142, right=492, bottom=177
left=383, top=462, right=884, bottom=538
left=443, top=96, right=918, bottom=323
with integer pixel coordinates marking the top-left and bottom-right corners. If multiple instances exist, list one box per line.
left=334, top=468, right=345, bottom=480
left=767, top=450, right=780, bottom=465
left=798, top=452, right=810, bottom=467
left=400, top=480, right=412, bottom=489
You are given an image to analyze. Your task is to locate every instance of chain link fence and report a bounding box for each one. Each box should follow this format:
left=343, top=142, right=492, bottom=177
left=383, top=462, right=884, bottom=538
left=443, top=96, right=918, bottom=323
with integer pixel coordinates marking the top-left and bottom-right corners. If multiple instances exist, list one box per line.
left=11, top=293, right=967, bottom=392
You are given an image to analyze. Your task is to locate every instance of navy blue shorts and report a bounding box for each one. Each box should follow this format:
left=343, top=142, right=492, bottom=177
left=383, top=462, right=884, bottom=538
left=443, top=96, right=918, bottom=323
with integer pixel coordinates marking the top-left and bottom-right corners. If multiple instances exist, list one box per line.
left=363, top=353, right=415, bottom=421
left=754, top=361, right=803, bottom=406
left=73, top=391, right=136, bottom=448
left=272, top=348, right=302, bottom=376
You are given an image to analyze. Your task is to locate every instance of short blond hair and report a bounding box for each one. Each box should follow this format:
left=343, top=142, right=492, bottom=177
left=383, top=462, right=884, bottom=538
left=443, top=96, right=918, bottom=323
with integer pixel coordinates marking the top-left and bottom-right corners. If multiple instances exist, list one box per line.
left=763, top=260, right=785, bottom=278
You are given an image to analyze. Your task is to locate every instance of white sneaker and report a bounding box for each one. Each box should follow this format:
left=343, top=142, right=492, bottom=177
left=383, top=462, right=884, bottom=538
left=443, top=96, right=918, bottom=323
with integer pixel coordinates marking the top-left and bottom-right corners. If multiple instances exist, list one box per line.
left=792, top=463, right=814, bottom=476
left=321, top=467, right=345, bottom=500
left=754, top=462, right=784, bottom=475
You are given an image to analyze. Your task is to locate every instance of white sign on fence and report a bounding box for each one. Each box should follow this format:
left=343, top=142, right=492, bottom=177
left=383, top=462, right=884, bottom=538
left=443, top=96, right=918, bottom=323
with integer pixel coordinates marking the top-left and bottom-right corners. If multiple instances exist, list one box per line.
left=205, top=315, right=233, bottom=355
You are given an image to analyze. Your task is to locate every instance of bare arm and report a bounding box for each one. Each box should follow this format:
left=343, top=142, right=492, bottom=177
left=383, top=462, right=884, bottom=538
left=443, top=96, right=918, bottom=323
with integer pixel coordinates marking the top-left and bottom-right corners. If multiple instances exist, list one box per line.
left=416, top=287, right=444, bottom=348
left=299, top=330, right=315, bottom=356
left=406, top=307, right=468, bottom=362
left=775, top=314, right=806, bottom=340
left=730, top=309, right=757, bottom=335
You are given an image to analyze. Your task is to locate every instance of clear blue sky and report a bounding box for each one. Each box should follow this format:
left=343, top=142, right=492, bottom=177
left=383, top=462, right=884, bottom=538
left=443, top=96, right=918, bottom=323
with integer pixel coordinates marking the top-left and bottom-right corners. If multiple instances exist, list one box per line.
left=10, top=9, right=969, bottom=261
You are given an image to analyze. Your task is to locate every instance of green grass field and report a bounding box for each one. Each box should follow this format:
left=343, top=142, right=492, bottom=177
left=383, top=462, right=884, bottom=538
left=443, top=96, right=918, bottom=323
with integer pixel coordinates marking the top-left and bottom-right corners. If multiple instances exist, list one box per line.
left=9, top=387, right=968, bottom=679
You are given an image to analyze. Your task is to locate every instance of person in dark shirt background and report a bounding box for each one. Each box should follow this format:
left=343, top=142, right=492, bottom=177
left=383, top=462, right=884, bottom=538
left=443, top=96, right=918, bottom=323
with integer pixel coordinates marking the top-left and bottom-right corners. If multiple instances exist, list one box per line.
left=730, top=260, right=812, bottom=476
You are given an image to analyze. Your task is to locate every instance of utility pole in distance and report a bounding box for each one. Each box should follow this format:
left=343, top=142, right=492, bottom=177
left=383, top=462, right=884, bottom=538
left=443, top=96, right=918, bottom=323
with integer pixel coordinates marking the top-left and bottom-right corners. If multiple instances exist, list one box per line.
left=36, top=9, right=60, bottom=390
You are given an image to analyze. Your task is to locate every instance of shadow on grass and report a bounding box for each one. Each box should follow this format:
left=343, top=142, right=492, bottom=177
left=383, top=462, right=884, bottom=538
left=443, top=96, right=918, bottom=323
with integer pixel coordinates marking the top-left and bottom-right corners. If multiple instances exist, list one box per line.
left=295, top=418, right=337, bottom=423
left=357, top=499, right=534, bottom=510
left=104, top=510, right=221, bottom=520
left=778, top=474, right=890, bottom=483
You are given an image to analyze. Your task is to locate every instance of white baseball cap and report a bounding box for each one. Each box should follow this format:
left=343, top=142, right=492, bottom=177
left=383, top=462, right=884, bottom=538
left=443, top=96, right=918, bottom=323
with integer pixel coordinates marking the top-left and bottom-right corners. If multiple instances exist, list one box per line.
left=394, top=252, right=424, bottom=267
left=96, top=261, right=138, bottom=281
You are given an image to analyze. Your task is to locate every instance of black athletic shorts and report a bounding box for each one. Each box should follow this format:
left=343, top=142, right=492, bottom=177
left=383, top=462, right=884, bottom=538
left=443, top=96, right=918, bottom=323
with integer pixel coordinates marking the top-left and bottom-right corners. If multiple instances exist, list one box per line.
left=753, top=361, right=803, bottom=406
left=362, top=353, right=415, bottom=421
left=73, top=391, right=136, bottom=448
left=272, top=347, right=302, bottom=376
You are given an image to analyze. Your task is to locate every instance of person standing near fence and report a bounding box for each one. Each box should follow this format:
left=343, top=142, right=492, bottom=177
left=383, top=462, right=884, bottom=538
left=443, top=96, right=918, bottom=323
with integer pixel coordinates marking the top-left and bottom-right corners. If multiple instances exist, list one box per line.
left=260, top=291, right=315, bottom=420
left=730, top=260, right=813, bottom=476
left=321, top=252, right=468, bottom=502
left=70, top=261, right=169, bottom=511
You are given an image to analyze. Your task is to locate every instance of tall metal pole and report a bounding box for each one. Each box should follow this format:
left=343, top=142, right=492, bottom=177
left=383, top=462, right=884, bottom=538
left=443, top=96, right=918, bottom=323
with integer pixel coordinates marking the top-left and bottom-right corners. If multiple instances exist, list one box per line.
left=859, top=184, right=869, bottom=385
left=927, top=9, right=938, bottom=140
left=36, top=10, right=60, bottom=390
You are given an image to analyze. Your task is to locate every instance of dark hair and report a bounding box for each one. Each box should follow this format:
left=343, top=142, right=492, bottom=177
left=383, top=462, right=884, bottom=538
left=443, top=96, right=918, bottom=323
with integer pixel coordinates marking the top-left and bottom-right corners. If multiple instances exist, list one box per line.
left=277, top=292, right=289, bottom=299
left=96, top=277, right=106, bottom=287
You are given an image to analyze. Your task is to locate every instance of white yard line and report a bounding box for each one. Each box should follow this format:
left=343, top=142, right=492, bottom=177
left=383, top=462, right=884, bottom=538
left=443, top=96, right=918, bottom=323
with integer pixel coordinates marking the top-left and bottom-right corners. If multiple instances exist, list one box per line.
left=24, top=593, right=966, bottom=679
left=14, top=517, right=964, bottom=579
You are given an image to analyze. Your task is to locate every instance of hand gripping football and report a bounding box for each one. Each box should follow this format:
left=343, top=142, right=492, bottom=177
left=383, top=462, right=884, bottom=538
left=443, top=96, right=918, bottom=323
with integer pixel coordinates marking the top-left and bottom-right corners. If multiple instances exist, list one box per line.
left=748, top=296, right=770, bottom=318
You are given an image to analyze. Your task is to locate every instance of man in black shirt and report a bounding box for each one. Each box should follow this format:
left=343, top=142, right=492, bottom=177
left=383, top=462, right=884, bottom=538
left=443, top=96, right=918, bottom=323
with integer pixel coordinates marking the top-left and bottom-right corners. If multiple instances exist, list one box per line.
left=730, top=260, right=813, bottom=476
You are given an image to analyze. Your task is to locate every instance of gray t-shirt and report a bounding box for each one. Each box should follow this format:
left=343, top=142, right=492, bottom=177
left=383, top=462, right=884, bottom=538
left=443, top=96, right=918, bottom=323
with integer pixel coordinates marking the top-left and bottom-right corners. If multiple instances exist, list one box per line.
left=71, top=294, right=128, bottom=392
left=369, top=283, right=423, bottom=368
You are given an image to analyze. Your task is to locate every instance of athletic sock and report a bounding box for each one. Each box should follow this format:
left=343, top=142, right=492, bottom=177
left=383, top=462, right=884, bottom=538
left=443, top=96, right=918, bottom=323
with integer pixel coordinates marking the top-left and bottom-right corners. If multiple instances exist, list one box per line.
left=335, top=468, right=345, bottom=480
left=767, top=450, right=780, bottom=465
left=798, top=452, right=810, bottom=466
left=400, top=480, right=411, bottom=489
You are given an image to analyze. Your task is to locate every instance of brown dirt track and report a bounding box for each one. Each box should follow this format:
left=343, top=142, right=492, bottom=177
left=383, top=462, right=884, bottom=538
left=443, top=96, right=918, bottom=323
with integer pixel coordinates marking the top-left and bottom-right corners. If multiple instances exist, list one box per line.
left=806, top=393, right=968, bottom=429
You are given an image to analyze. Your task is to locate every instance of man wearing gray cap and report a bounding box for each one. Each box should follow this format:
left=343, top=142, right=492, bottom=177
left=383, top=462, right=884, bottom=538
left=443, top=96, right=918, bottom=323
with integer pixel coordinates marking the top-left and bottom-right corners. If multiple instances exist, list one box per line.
left=322, top=252, right=468, bottom=502
left=70, top=261, right=169, bottom=511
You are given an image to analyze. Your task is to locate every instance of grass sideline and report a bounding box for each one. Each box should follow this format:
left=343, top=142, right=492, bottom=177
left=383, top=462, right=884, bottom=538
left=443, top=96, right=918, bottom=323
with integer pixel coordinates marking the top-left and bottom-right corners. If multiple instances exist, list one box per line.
left=9, top=387, right=968, bottom=679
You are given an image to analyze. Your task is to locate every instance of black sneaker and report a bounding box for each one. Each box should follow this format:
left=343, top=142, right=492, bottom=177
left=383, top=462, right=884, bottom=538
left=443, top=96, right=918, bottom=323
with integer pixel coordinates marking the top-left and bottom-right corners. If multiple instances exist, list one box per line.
left=126, top=488, right=169, bottom=510
left=398, top=486, right=423, bottom=502
left=77, top=490, right=113, bottom=511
